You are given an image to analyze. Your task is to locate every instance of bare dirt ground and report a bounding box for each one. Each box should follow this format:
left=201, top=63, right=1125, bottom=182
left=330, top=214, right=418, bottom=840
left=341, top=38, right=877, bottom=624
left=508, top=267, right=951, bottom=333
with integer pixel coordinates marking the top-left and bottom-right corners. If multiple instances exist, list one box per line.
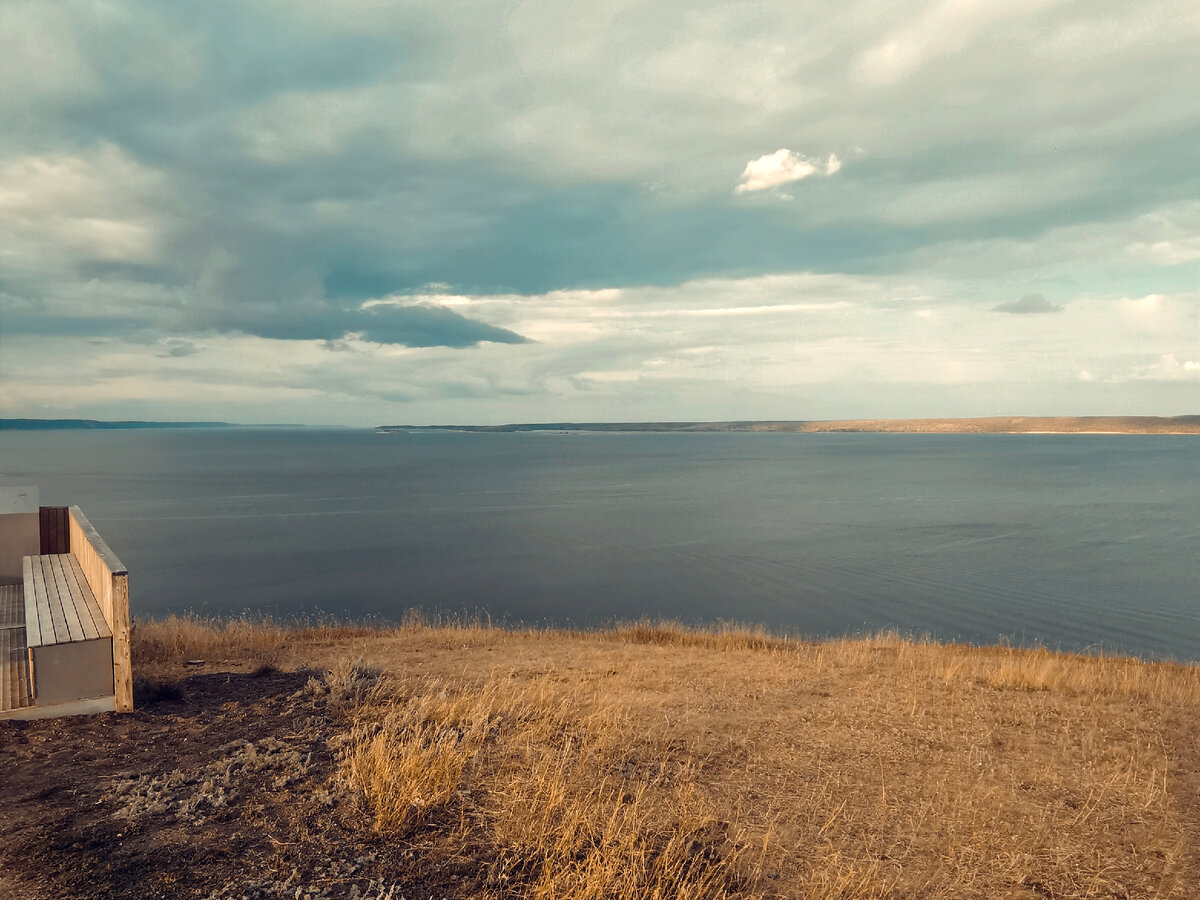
left=1, top=622, right=1197, bottom=899
left=0, top=667, right=466, bottom=899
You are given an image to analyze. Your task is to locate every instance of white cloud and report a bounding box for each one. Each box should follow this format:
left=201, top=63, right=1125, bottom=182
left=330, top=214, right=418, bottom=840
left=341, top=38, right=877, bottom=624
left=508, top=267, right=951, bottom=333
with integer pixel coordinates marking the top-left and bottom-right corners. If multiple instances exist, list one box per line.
left=1129, top=238, right=1200, bottom=265
left=0, top=144, right=170, bottom=266
left=1124, top=353, right=1200, bottom=381
left=855, top=0, right=1061, bottom=86
left=1120, top=293, right=1168, bottom=320
left=735, top=149, right=841, bottom=194
left=1124, top=201, right=1200, bottom=264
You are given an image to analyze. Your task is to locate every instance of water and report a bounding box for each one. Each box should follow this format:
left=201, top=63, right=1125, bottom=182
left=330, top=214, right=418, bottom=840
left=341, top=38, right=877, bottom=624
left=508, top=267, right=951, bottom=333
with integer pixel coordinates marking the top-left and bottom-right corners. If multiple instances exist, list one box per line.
left=1, top=428, right=1196, bottom=661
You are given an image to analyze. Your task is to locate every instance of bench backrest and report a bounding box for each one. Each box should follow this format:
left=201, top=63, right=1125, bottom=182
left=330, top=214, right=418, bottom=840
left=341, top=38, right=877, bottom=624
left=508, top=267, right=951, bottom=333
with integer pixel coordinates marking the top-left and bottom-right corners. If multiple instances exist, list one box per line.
left=66, top=507, right=132, bottom=712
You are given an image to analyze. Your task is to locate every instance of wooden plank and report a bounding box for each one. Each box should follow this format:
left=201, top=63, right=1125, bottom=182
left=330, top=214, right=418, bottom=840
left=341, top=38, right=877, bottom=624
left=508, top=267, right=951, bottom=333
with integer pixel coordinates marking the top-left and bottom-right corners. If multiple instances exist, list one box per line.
left=68, top=507, right=126, bottom=575
left=68, top=510, right=115, bottom=630
left=19, top=643, right=30, bottom=707
left=0, top=584, right=23, bottom=629
left=39, top=508, right=52, bottom=554
left=67, top=556, right=108, bottom=639
left=22, top=558, right=40, bottom=646
left=1, top=627, right=9, bottom=711
left=39, top=507, right=69, bottom=555
left=61, top=556, right=102, bottom=640
left=39, top=558, right=70, bottom=645
left=27, top=556, right=54, bottom=647
left=11, top=643, right=19, bottom=709
left=56, top=557, right=88, bottom=639
left=0, top=625, right=24, bottom=713
left=0, top=622, right=30, bottom=712
left=48, top=556, right=86, bottom=643
left=55, top=506, right=69, bottom=553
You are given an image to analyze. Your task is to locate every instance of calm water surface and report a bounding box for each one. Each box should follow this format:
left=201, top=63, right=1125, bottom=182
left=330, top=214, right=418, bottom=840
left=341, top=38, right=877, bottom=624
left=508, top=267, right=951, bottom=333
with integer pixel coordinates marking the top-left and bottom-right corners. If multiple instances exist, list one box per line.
left=1, top=429, right=1196, bottom=661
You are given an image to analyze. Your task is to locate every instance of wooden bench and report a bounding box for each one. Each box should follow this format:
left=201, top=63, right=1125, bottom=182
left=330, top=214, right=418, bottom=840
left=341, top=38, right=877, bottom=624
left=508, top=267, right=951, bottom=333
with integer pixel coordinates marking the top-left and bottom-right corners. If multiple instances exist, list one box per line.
left=7, top=506, right=133, bottom=717
left=23, top=553, right=116, bottom=708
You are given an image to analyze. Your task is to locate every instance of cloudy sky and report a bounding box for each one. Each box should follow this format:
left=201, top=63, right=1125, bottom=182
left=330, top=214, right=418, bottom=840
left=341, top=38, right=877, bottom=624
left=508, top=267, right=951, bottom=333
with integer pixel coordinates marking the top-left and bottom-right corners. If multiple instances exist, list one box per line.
left=1, top=0, right=1197, bottom=425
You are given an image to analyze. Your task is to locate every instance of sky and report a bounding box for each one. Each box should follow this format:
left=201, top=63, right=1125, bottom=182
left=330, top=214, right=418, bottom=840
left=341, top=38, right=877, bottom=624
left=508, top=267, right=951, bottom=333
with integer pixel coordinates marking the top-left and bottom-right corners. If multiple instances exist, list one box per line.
left=0, top=0, right=1197, bottom=426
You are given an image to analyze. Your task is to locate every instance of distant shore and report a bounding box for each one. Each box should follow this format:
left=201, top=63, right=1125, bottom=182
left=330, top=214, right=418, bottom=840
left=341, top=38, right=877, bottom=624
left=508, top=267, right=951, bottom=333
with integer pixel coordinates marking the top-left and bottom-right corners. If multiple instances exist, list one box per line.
left=0, top=419, right=301, bottom=431
left=378, top=415, right=1200, bottom=435
left=0, top=418, right=235, bottom=431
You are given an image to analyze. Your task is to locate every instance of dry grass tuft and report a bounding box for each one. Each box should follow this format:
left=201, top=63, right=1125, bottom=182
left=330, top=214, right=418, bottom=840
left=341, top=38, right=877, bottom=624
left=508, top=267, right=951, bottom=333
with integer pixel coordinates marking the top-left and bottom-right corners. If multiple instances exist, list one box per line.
left=963, top=645, right=1200, bottom=704
left=338, top=677, right=764, bottom=898
left=340, top=705, right=483, bottom=834
left=610, top=618, right=785, bottom=653
left=323, top=657, right=384, bottom=708
left=133, top=615, right=290, bottom=666
left=132, top=614, right=378, bottom=667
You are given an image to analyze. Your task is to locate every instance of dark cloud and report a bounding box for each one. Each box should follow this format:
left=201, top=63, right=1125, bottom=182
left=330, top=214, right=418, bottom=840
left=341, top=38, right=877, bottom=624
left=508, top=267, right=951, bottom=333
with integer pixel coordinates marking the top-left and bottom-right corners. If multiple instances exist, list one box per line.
left=992, top=294, right=1064, bottom=315
left=158, top=338, right=199, bottom=357
left=209, top=301, right=526, bottom=348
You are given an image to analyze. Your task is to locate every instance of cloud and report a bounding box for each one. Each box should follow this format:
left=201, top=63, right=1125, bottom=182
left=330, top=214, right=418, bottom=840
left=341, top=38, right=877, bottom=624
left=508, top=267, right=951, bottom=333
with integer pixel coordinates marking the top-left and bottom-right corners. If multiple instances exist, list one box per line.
left=209, top=301, right=528, bottom=348
left=1124, top=202, right=1200, bottom=264
left=735, top=150, right=841, bottom=194
left=1, top=0, right=1198, bottom=423
left=4, top=273, right=1198, bottom=424
left=0, top=146, right=169, bottom=267
left=1128, top=237, right=1200, bottom=265
left=158, top=338, right=199, bottom=358
left=854, top=0, right=1059, bottom=86
left=992, top=293, right=1063, bottom=314
left=1124, top=353, right=1200, bottom=381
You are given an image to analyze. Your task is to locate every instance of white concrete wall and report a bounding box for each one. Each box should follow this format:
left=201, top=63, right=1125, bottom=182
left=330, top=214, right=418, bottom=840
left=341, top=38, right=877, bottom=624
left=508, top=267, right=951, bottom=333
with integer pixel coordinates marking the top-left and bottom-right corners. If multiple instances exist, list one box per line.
left=0, top=512, right=40, bottom=584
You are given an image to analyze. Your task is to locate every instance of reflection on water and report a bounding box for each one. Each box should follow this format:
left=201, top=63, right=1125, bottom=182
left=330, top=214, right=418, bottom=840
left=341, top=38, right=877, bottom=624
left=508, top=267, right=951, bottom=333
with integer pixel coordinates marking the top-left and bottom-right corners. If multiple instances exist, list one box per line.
left=2, top=429, right=1196, bottom=661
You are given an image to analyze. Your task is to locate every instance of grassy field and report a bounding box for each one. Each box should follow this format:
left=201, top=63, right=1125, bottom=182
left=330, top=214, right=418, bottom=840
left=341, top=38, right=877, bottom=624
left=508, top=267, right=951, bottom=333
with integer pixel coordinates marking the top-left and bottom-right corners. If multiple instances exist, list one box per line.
left=106, top=615, right=1200, bottom=899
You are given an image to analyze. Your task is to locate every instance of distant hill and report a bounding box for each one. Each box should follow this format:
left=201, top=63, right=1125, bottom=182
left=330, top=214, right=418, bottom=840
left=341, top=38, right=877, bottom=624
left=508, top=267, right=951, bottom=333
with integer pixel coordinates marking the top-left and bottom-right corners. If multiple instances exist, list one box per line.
left=0, top=419, right=235, bottom=431
left=378, top=416, right=1200, bottom=435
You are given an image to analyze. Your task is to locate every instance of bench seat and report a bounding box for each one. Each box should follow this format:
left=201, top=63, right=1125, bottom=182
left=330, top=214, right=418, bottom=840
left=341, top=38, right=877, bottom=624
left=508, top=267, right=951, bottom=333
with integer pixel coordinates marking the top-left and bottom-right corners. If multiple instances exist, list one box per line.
left=23, top=554, right=112, bottom=647
left=21, top=554, right=115, bottom=707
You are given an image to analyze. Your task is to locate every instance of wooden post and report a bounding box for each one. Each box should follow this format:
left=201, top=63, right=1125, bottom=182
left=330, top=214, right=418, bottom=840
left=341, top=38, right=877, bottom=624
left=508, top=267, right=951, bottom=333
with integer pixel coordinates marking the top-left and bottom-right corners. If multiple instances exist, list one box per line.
left=108, top=572, right=132, bottom=713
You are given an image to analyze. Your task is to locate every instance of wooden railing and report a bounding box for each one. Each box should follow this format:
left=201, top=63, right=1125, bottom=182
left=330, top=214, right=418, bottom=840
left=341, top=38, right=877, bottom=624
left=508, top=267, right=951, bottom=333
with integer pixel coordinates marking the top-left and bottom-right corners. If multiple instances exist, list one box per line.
left=67, top=507, right=132, bottom=712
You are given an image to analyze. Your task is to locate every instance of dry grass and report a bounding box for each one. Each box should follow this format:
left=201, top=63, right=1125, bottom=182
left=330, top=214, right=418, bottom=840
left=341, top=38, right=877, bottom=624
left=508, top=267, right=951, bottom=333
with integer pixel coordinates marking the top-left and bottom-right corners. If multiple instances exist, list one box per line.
left=338, top=676, right=761, bottom=898
left=136, top=615, right=1200, bottom=898
left=608, top=619, right=785, bottom=653
left=340, top=703, right=481, bottom=834
left=132, top=614, right=377, bottom=667
left=133, top=615, right=291, bottom=666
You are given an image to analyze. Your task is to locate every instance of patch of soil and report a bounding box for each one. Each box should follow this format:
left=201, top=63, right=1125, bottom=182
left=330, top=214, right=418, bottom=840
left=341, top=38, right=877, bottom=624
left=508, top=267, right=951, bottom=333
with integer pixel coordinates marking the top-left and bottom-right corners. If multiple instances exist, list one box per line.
left=0, top=669, right=478, bottom=900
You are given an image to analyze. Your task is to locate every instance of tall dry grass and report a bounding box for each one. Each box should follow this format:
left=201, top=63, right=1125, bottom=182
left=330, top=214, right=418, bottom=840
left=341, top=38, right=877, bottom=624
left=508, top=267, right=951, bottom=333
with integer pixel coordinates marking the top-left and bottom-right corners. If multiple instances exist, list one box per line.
left=817, top=630, right=1200, bottom=704
left=338, top=677, right=764, bottom=899
left=132, top=614, right=377, bottom=666
left=133, top=615, right=291, bottom=665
